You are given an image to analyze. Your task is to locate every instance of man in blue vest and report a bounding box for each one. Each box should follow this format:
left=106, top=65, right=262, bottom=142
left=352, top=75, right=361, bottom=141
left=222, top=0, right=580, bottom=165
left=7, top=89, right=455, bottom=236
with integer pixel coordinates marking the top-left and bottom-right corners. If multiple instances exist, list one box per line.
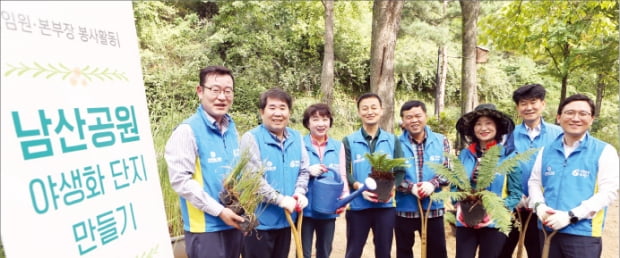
left=343, top=92, right=405, bottom=258
left=529, top=94, right=619, bottom=258
left=500, top=84, right=562, bottom=258
left=394, top=100, right=450, bottom=258
left=165, top=66, right=245, bottom=258
left=239, top=88, right=310, bottom=258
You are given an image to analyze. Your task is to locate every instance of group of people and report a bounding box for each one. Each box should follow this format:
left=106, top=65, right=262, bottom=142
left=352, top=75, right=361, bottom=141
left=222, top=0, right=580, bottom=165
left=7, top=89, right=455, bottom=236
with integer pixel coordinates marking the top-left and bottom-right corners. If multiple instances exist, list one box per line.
left=165, top=65, right=618, bottom=258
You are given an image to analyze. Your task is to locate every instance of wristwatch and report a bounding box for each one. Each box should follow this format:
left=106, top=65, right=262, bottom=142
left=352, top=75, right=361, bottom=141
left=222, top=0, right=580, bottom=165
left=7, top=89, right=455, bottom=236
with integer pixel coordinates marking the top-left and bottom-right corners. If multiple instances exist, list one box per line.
left=568, top=210, right=579, bottom=224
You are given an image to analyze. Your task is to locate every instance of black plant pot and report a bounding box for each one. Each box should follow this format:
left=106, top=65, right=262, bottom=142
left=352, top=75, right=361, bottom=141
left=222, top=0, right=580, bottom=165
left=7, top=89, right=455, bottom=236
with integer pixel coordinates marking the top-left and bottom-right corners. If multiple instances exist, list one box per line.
left=459, top=199, right=487, bottom=226
left=372, top=178, right=395, bottom=202
left=239, top=214, right=258, bottom=233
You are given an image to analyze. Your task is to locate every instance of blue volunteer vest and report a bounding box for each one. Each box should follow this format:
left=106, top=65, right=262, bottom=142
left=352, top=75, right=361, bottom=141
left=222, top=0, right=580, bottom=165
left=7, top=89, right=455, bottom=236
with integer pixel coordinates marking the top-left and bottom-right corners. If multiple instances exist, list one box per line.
left=538, top=133, right=608, bottom=237
left=396, top=126, right=447, bottom=213
left=180, top=106, right=240, bottom=232
left=347, top=128, right=397, bottom=210
left=512, top=120, right=562, bottom=195
left=456, top=144, right=520, bottom=229
left=303, top=135, right=342, bottom=219
left=250, top=125, right=304, bottom=230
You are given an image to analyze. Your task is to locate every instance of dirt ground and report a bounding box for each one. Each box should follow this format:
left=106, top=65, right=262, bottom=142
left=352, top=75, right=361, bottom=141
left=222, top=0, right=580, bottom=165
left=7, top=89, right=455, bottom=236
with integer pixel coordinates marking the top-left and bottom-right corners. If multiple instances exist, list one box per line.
left=289, top=199, right=619, bottom=258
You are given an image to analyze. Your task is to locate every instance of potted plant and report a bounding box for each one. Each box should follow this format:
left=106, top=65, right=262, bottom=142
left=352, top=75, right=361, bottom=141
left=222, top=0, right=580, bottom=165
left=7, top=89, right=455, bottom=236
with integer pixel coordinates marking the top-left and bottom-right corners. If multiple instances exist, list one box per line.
left=364, top=152, right=409, bottom=202
left=428, top=145, right=538, bottom=234
left=219, top=151, right=266, bottom=233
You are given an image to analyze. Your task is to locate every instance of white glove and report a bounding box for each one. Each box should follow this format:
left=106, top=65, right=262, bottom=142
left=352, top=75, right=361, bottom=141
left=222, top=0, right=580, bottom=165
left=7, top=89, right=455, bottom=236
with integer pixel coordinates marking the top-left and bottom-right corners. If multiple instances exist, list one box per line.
left=278, top=196, right=297, bottom=213
left=361, top=190, right=378, bottom=203
left=293, top=193, right=308, bottom=210
left=516, top=195, right=530, bottom=211
left=417, top=182, right=435, bottom=198
left=411, top=183, right=421, bottom=198
left=308, top=164, right=327, bottom=177
left=535, top=203, right=553, bottom=222
left=544, top=211, right=570, bottom=230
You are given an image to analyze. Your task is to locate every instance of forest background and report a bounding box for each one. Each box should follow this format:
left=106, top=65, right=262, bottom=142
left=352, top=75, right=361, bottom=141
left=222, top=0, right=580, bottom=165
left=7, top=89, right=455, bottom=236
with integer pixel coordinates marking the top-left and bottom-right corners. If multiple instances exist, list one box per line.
left=0, top=1, right=618, bottom=257
left=133, top=0, right=619, bottom=244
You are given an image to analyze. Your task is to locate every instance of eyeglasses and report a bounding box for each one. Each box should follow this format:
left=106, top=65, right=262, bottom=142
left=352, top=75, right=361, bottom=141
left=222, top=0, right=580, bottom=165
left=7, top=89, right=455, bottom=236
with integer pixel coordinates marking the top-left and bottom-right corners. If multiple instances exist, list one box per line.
left=562, top=110, right=591, bottom=118
left=202, top=86, right=233, bottom=97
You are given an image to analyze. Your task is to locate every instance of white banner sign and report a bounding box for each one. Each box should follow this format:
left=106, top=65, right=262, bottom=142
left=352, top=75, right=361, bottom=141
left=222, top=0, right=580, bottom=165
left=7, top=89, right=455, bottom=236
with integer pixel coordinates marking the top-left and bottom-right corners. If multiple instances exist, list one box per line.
left=1, top=1, right=173, bottom=257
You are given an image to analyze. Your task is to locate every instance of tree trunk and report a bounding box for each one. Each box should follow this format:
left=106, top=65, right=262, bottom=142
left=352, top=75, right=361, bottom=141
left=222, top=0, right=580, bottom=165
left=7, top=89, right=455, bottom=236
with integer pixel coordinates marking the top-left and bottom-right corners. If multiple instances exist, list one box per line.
left=370, top=0, right=404, bottom=133
left=459, top=0, right=480, bottom=150
left=434, top=0, right=448, bottom=119
left=435, top=46, right=448, bottom=119
left=595, top=73, right=604, bottom=117
left=560, top=74, right=568, bottom=102
left=320, top=0, right=335, bottom=107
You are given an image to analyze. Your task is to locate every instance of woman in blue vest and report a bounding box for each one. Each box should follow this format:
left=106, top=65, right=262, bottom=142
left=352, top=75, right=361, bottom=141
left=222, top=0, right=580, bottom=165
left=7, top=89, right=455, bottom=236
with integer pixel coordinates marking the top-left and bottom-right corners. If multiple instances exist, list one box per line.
left=300, top=103, right=350, bottom=258
left=454, top=104, right=521, bottom=258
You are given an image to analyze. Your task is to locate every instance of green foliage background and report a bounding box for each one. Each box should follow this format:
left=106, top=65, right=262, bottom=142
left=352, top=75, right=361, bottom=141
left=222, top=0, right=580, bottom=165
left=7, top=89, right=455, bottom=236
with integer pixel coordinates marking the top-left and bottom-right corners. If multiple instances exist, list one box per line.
left=132, top=1, right=619, bottom=237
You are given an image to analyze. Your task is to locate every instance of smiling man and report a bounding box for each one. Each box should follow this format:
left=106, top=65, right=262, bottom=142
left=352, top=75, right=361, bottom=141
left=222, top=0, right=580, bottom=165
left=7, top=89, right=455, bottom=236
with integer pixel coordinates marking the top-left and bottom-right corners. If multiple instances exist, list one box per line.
left=165, top=65, right=245, bottom=258
left=342, top=92, right=405, bottom=258
left=500, top=84, right=562, bottom=258
left=528, top=94, right=619, bottom=258
left=394, top=100, right=450, bottom=258
left=239, top=88, right=310, bottom=258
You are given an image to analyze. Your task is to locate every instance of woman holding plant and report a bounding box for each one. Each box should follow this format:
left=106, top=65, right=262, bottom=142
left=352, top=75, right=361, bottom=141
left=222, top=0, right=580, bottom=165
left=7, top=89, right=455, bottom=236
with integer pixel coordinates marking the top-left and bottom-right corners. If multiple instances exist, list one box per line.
left=300, top=103, right=350, bottom=258
left=453, top=104, right=522, bottom=258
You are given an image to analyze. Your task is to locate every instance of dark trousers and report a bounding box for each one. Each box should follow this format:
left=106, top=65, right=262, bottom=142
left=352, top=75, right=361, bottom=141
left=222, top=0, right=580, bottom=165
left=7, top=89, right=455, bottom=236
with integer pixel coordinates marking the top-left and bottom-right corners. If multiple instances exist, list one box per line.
left=345, top=208, right=396, bottom=258
left=500, top=210, right=541, bottom=258
left=184, top=229, right=243, bottom=258
left=456, top=227, right=507, bottom=258
left=242, top=227, right=291, bottom=258
left=537, top=230, right=602, bottom=258
left=300, top=217, right=336, bottom=258
left=394, top=215, right=448, bottom=258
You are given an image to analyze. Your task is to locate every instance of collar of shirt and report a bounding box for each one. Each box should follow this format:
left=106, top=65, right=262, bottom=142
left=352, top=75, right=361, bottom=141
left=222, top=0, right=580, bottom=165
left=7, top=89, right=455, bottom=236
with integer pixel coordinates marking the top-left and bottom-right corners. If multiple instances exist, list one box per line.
left=203, top=110, right=229, bottom=133
left=361, top=128, right=380, bottom=142
left=268, top=129, right=289, bottom=144
left=562, top=134, right=584, bottom=157
left=311, top=135, right=328, bottom=147
left=408, top=132, right=426, bottom=146
left=526, top=122, right=541, bottom=140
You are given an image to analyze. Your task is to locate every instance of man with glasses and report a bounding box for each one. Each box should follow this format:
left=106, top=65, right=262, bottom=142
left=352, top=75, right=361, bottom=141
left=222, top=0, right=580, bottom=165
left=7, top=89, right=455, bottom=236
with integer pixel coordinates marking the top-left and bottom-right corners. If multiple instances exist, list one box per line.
left=500, top=84, right=562, bottom=258
left=528, top=94, right=618, bottom=258
left=165, top=65, right=245, bottom=258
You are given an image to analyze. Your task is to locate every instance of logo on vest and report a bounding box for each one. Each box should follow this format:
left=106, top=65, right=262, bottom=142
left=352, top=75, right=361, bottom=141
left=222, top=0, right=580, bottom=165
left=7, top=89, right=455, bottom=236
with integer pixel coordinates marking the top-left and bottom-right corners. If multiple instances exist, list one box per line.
left=544, top=166, right=555, bottom=176
left=290, top=160, right=300, bottom=168
left=429, top=155, right=442, bottom=162
left=327, top=163, right=339, bottom=170
left=264, top=160, right=276, bottom=171
left=207, top=152, right=222, bottom=163
left=353, top=154, right=365, bottom=164
left=571, top=169, right=590, bottom=177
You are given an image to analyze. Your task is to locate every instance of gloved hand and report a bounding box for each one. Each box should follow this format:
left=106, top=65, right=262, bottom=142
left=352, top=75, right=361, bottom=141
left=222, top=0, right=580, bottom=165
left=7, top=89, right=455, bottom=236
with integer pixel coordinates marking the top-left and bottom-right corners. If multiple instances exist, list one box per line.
left=293, top=193, right=308, bottom=210
left=544, top=211, right=571, bottom=230
left=411, top=183, right=421, bottom=198
left=417, top=182, right=435, bottom=198
left=516, top=195, right=530, bottom=211
left=278, top=195, right=297, bottom=213
left=361, top=190, right=378, bottom=203
left=308, top=164, right=327, bottom=177
left=335, top=206, right=347, bottom=214
left=535, top=203, right=553, bottom=222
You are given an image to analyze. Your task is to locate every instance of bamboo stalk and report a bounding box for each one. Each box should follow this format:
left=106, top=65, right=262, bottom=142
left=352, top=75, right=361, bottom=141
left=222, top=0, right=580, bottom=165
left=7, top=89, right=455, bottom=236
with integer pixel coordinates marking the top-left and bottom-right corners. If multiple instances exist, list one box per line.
left=541, top=229, right=558, bottom=258
left=515, top=210, right=533, bottom=258
left=285, top=210, right=303, bottom=258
